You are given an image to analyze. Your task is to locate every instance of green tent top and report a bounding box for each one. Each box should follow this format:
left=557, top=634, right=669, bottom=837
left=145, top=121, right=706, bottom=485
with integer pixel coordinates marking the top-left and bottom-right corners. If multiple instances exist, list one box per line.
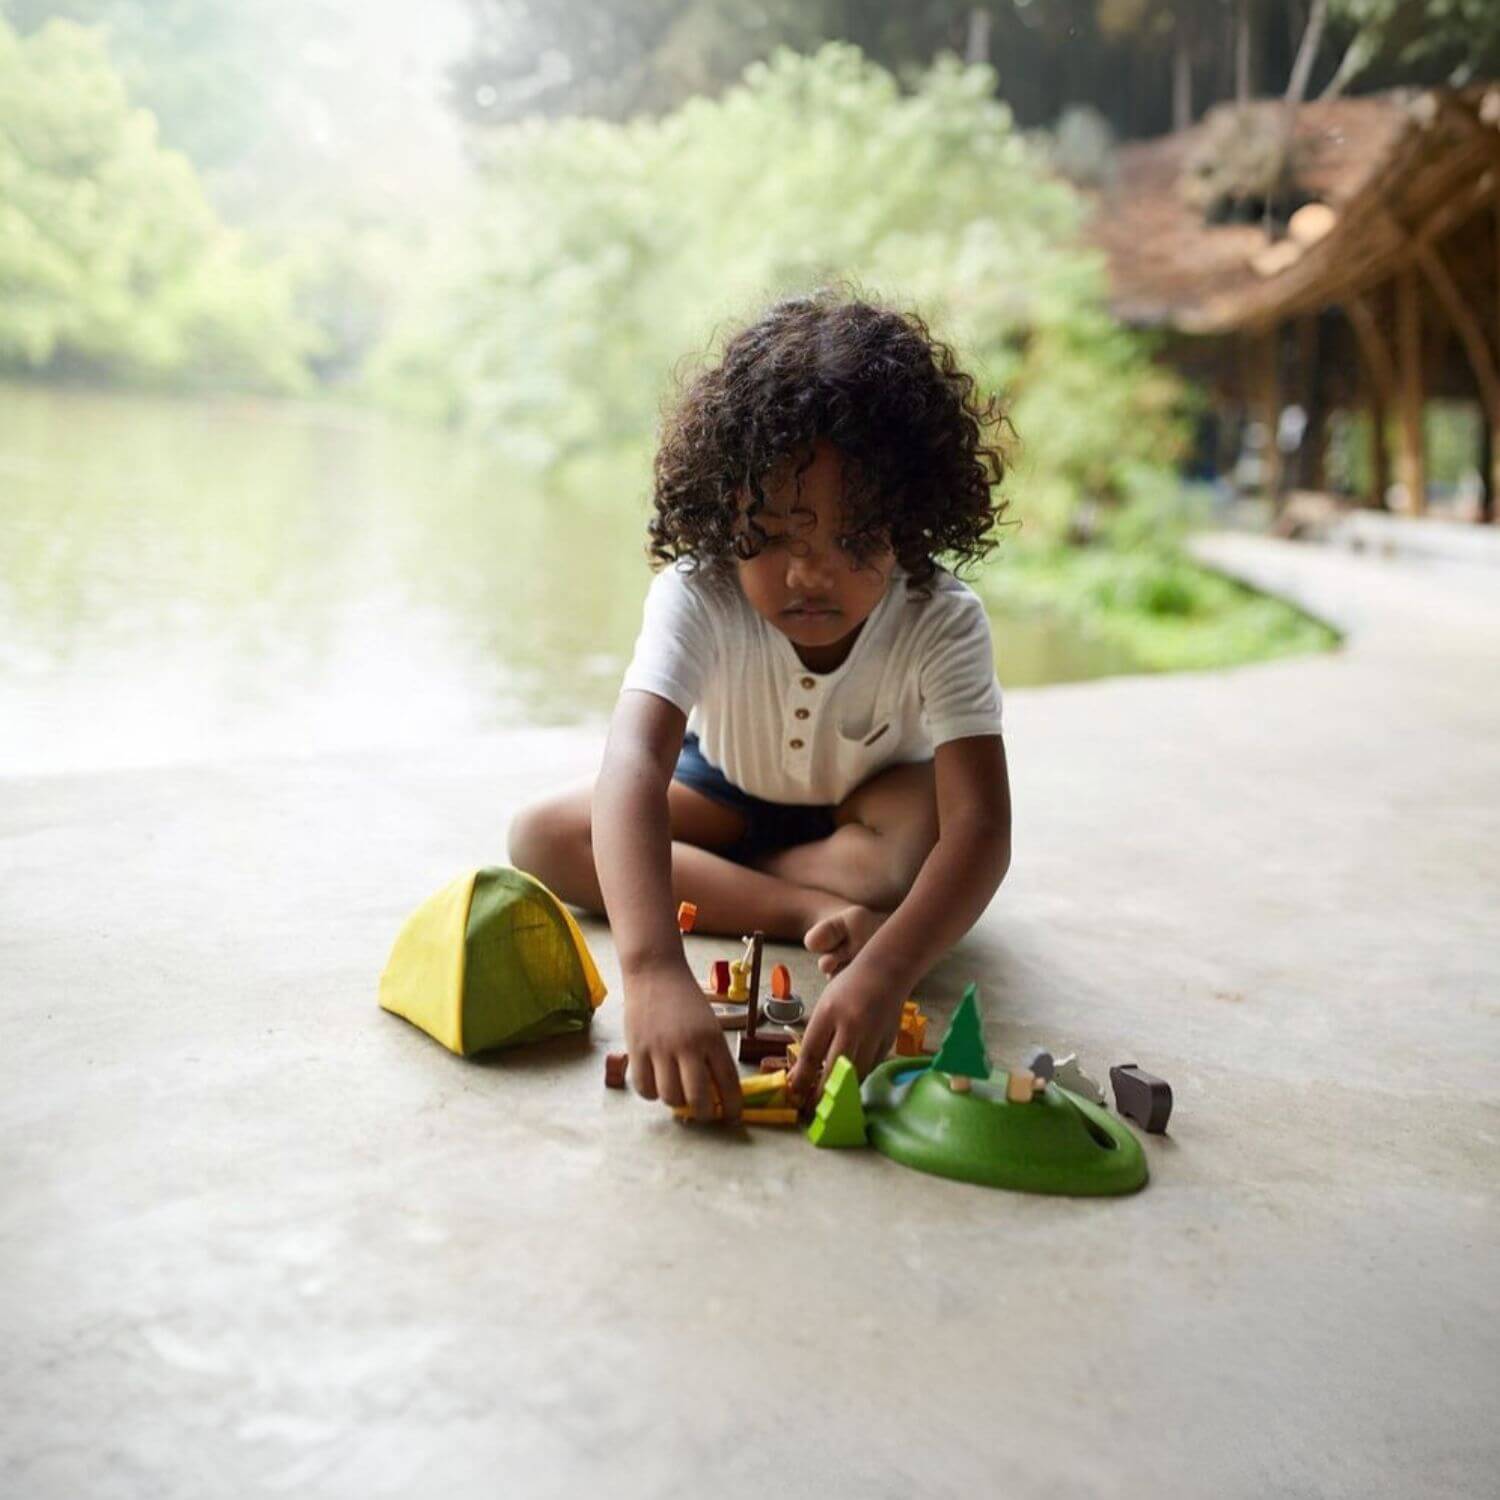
left=379, top=866, right=606, bottom=1056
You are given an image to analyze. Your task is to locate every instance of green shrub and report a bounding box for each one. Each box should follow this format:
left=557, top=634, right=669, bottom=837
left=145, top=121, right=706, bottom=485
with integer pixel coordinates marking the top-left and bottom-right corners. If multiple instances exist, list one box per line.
left=0, top=18, right=317, bottom=389
left=986, top=544, right=1339, bottom=672
left=372, top=44, right=1186, bottom=540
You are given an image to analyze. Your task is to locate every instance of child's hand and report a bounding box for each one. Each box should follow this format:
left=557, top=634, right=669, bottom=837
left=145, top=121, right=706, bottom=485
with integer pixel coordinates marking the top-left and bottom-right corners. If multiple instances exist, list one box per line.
left=789, top=962, right=904, bottom=1098
left=624, top=962, right=742, bottom=1122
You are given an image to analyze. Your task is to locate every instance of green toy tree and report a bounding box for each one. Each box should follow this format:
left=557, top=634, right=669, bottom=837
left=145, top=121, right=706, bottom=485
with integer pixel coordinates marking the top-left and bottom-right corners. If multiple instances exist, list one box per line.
left=931, top=984, right=990, bottom=1079
left=805, top=1055, right=867, bottom=1148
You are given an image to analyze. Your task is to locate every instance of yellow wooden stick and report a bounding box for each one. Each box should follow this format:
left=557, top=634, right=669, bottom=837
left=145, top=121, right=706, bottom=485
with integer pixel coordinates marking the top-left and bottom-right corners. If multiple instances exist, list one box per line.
left=741, top=1070, right=788, bottom=1099
left=672, top=1105, right=800, bottom=1126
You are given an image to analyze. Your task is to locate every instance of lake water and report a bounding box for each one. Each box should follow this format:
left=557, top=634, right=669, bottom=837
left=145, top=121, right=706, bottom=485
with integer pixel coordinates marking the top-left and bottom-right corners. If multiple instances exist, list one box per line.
left=0, top=386, right=1139, bottom=776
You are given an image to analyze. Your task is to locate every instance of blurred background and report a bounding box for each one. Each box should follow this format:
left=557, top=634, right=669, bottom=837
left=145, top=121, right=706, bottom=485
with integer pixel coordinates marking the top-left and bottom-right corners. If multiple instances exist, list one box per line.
left=3, top=0, right=1494, bottom=776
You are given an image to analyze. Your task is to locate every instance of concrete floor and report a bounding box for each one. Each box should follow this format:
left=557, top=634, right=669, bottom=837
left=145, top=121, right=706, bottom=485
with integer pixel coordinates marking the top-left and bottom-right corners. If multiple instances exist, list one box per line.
left=3, top=536, right=1497, bottom=1499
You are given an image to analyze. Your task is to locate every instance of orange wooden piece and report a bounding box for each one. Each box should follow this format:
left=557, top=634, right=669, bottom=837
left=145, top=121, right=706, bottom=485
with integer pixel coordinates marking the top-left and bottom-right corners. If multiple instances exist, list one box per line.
left=677, top=901, right=697, bottom=933
left=604, top=1052, right=628, bottom=1089
left=890, top=1000, right=931, bottom=1058
left=770, top=963, right=792, bottom=1000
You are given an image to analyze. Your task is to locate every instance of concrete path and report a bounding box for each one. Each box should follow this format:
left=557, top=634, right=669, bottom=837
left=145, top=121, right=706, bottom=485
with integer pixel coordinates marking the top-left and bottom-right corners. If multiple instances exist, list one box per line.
left=3, top=536, right=1497, bottom=1499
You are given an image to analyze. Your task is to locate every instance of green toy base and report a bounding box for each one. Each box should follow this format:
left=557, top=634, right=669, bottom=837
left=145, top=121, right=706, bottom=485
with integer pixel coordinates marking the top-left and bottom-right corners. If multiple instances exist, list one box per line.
left=861, top=1059, right=1148, bottom=1196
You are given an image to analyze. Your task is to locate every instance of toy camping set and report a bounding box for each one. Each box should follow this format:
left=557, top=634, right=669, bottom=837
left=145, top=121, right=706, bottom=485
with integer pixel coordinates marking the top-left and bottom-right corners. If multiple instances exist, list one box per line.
left=380, top=869, right=1172, bottom=1198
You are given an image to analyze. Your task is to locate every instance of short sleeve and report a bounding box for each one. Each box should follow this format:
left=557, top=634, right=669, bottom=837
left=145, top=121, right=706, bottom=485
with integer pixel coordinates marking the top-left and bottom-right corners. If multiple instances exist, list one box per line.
left=918, top=592, right=1005, bottom=747
left=619, top=565, right=721, bottom=717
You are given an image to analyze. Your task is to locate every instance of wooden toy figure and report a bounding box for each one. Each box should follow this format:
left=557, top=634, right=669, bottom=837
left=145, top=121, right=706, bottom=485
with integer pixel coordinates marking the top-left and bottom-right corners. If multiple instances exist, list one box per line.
left=1004, top=1068, right=1045, bottom=1103
left=893, top=999, right=930, bottom=1057
left=737, top=930, right=795, bottom=1064
left=1053, top=1053, right=1106, bottom=1105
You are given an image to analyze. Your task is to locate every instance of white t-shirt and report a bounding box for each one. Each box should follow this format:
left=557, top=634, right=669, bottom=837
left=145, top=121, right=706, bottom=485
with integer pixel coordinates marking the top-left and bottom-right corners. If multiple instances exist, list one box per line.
left=619, top=561, right=1004, bottom=806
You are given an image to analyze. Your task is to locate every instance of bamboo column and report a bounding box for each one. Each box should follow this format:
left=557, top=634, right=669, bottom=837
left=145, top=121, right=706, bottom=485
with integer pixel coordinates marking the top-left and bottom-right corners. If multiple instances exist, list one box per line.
left=1482, top=418, right=1495, bottom=524
left=1487, top=189, right=1500, bottom=523
left=1364, top=362, right=1390, bottom=510
left=1252, top=326, right=1283, bottom=500
left=1297, top=315, right=1326, bottom=491
left=1395, top=268, right=1426, bottom=515
left=1488, top=192, right=1500, bottom=524
left=1345, top=295, right=1395, bottom=509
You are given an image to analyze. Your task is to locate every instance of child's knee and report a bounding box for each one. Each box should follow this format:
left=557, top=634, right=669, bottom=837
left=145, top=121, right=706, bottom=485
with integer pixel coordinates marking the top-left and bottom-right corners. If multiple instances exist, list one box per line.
left=822, top=826, right=924, bottom=912
left=860, top=862, right=917, bottom=914
left=871, top=825, right=938, bottom=910
left=506, top=792, right=590, bottom=877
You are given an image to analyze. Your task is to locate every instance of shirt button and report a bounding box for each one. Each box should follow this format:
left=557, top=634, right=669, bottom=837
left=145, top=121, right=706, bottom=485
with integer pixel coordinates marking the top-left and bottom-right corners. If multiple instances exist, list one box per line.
left=794, top=708, right=810, bottom=720
left=789, top=738, right=804, bottom=750
left=800, top=676, right=816, bottom=690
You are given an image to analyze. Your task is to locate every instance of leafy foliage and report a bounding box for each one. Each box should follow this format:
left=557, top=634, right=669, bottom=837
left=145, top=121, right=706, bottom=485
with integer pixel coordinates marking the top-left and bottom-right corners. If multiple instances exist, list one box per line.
left=1036, top=104, right=1118, bottom=190
left=449, top=1, right=1022, bottom=127
left=1327, top=0, right=1500, bottom=88
left=375, top=44, right=1186, bottom=539
left=0, top=17, right=317, bottom=387
left=2, top=0, right=272, bottom=172
left=451, top=0, right=1500, bottom=143
left=983, top=480, right=1340, bottom=671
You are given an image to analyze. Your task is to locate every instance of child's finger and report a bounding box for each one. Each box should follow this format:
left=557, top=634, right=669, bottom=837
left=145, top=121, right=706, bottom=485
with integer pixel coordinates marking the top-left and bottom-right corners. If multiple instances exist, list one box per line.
left=633, top=1050, right=659, bottom=1101
left=706, top=1042, right=743, bottom=1122
left=857, top=1032, right=888, bottom=1079
left=655, top=1054, right=687, bottom=1109
left=790, top=1009, right=833, bottom=1096
left=679, top=1052, right=718, bottom=1122
left=820, top=1031, right=854, bottom=1094
left=859, top=1022, right=895, bottom=1078
left=805, top=1031, right=847, bottom=1102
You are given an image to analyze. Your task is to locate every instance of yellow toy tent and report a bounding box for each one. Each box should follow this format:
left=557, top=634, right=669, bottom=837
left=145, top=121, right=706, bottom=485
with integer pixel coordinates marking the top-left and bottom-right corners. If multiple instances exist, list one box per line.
left=379, top=867, right=606, bottom=1056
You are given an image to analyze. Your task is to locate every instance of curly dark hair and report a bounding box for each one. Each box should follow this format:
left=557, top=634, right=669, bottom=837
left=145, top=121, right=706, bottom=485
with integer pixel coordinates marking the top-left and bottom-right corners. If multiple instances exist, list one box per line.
left=648, top=287, right=1011, bottom=592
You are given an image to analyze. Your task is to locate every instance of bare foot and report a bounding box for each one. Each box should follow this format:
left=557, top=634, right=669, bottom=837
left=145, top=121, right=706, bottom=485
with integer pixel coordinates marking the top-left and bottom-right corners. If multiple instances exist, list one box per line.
left=804, top=903, right=888, bottom=978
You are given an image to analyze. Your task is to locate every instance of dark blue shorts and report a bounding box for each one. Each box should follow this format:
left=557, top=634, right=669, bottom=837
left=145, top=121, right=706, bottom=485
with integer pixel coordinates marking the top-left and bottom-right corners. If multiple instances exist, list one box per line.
left=673, top=732, right=837, bottom=864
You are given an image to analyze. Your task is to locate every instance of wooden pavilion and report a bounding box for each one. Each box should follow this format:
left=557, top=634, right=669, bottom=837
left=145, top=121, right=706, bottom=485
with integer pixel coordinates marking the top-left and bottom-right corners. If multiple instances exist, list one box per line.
left=1091, top=86, right=1500, bottom=522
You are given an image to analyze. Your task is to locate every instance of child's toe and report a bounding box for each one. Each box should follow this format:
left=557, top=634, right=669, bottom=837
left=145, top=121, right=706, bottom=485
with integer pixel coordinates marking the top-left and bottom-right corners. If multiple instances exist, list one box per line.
left=804, top=915, right=844, bottom=953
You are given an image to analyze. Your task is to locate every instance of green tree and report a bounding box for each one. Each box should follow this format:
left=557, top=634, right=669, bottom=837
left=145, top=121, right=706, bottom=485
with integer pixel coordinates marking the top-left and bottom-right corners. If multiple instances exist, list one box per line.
left=0, top=17, right=316, bottom=387
left=449, top=2, right=1177, bottom=132
left=0, top=0, right=270, bottom=171
left=450, top=1, right=1500, bottom=144
left=449, top=1, right=962, bottom=127
left=1322, top=0, right=1500, bottom=95
left=375, top=44, right=1185, bottom=534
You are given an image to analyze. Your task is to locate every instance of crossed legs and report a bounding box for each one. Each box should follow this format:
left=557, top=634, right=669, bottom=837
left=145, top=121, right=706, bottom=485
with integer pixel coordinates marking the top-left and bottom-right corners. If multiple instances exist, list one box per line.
left=507, top=759, right=938, bottom=974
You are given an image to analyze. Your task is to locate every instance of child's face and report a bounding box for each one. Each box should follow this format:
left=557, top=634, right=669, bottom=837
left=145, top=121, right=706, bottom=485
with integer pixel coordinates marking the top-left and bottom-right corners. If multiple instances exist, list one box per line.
left=734, top=440, right=896, bottom=658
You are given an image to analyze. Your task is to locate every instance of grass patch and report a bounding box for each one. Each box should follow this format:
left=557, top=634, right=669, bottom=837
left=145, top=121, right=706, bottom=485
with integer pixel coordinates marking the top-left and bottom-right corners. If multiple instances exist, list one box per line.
left=980, top=544, right=1340, bottom=674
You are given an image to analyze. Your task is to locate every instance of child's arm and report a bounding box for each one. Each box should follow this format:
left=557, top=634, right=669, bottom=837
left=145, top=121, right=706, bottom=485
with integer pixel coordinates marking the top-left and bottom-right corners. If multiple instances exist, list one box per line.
left=790, top=733, right=1012, bottom=1094
left=593, top=689, right=742, bottom=1121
